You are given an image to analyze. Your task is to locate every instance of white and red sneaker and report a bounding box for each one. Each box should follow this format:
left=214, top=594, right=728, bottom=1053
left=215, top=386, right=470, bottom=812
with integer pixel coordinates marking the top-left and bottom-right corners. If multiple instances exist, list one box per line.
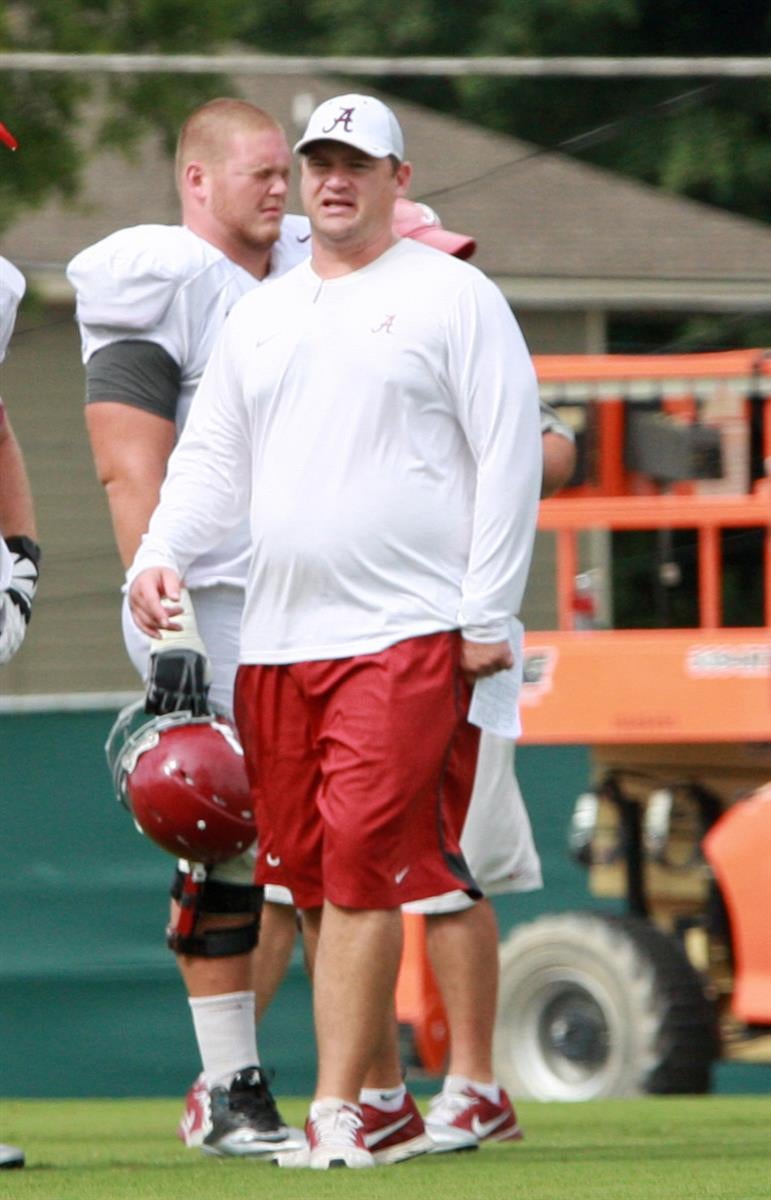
left=425, top=1083, right=523, bottom=1153
left=361, top=1091, right=434, bottom=1164
left=177, top=1073, right=210, bottom=1148
left=177, top=1069, right=306, bottom=1157
left=306, top=1099, right=374, bottom=1169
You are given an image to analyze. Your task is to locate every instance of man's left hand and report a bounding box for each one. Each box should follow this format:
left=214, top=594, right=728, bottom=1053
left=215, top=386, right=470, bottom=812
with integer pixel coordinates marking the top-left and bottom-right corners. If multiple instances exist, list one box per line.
left=460, top=638, right=513, bottom=684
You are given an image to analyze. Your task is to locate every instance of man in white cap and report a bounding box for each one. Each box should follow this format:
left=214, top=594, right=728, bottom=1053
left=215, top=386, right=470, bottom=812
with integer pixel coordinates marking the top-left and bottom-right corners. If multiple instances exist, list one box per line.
left=359, top=199, right=576, bottom=1160
left=128, top=93, right=542, bottom=1169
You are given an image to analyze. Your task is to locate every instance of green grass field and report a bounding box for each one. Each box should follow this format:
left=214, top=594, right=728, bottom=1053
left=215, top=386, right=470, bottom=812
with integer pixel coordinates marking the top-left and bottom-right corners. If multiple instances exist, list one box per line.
left=2, top=1094, right=770, bottom=1200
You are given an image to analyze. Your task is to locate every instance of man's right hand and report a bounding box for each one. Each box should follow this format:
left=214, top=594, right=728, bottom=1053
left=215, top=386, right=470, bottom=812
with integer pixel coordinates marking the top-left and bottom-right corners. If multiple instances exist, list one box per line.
left=460, top=637, right=514, bottom=684
left=130, top=573, right=213, bottom=716
left=128, top=567, right=184, bottom=637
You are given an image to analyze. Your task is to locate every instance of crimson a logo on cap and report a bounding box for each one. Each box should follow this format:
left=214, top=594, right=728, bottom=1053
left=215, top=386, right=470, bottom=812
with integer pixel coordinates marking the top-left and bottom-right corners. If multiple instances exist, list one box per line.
left=322, top=107, right=355, bottom=134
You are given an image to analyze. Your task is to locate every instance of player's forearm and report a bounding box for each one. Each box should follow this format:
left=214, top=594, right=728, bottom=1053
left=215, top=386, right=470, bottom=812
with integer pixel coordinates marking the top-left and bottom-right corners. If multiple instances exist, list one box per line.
left=85, top=401, right=177, bottom=567
left=0, top=409, right=37, bottom=540
left=104, top=478, right=164, bottom=569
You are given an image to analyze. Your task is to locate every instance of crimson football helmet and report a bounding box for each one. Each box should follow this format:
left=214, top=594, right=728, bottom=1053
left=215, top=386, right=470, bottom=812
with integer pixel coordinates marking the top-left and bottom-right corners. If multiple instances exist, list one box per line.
left=106, top=701, right=255, bottom=864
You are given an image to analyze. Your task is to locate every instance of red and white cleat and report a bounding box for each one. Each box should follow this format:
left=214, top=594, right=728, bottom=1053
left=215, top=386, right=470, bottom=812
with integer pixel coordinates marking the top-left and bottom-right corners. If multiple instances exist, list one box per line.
left=425, top=1083, right=523, bottom=1153
left=361, top=1091, right=434, bottom=1164
left=274, top=1099, right=374, bottom=1169
left=177, top=1073, right=210, bottom=1148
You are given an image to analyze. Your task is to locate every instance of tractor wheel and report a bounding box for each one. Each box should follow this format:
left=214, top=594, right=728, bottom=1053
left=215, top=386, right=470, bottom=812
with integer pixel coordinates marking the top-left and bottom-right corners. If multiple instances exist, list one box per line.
left=494, top=911, right=717, bottom=1100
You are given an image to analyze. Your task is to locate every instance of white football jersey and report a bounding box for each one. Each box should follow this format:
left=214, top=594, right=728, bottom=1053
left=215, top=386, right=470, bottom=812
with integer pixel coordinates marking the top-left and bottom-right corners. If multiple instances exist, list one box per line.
left=0, top=256, right=26, bottom=364
left=67, top=219, right=311, bottom=587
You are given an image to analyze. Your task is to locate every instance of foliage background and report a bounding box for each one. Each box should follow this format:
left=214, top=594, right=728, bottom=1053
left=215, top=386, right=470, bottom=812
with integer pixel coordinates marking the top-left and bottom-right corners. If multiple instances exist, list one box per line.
left=1, top=0, right=770, bottom=235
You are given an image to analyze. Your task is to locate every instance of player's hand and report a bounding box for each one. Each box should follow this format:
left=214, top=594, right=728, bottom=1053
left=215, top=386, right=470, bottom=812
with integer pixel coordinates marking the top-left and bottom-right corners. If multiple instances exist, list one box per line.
left=460, top=638, right=514, bottom=684
left=0, top=536, right=41, bottom=665
left=128, top=567, right=184, bottom=637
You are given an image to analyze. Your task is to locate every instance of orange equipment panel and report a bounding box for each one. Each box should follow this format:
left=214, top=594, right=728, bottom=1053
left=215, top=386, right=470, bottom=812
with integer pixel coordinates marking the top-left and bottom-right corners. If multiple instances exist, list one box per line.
left=521, top=349, right=771, bottom=746
left=520, top=628, right=771, bottom=745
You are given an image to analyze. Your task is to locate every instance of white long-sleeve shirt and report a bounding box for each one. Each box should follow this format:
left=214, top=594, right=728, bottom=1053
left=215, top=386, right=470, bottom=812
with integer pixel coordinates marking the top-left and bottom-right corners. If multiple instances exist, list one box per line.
left=131, top=238, right=542, bottom=664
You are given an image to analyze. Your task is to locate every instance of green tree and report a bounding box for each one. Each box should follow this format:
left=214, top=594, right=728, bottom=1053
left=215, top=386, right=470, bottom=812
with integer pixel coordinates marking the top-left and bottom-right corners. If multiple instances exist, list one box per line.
left=0, top=0, right=245, bottom=231
left=245, top=0, right=771, bottom=223
left=457, top=0, right=771, bottom=222
left=1, top=0, right=770, bottom=231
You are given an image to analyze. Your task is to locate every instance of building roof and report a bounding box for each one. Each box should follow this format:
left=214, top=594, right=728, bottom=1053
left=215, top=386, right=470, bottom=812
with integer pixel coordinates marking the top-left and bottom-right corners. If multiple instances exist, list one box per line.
left=6, top=73, right=771, bottom=311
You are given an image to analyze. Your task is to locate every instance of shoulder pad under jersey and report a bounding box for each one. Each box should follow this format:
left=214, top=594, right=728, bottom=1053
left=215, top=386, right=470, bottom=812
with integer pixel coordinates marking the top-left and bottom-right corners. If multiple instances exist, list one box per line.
left=67, top=225, right=223, bottom=334
left=0, top=257, right=26, bottom=363
left=270, top=214, right=312, bottom=277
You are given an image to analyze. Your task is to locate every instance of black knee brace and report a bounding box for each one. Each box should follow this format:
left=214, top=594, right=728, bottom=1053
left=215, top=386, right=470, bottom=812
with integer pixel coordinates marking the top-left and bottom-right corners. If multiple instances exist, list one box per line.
left=167, top=866, right=264, bottom=957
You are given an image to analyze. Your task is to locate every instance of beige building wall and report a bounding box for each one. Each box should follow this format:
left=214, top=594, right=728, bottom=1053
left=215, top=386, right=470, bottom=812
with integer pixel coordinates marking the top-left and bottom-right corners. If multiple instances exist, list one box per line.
left=518, top=309, right=605, bottom=356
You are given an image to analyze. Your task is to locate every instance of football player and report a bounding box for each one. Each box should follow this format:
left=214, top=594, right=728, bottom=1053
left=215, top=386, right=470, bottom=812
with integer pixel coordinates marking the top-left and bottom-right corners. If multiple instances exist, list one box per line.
left=68, top=98, right=308, bottom=1158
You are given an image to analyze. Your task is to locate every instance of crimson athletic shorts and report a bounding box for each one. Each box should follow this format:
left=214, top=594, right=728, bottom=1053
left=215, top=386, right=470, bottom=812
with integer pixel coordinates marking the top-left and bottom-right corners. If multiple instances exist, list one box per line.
left=234, top=630, right=481, bottom=910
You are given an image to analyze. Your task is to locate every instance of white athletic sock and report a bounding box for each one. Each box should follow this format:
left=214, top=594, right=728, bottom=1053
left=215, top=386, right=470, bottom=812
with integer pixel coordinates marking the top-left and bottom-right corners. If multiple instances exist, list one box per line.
left=188, top=990, right=259, bottom=1088
left=445, top=1074, right=500, bottom=1104
left=358, top=1084, right=407, bottom=1112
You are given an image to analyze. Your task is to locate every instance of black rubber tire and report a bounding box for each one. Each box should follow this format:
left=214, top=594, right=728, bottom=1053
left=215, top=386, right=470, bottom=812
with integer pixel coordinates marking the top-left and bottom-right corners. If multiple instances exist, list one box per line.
left=493, top=911, right=717, bottom=1100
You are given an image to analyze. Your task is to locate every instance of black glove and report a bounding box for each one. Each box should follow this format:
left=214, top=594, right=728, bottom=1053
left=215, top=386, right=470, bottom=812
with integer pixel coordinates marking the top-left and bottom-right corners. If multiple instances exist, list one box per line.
left=0, top=535, right=41, bottom=665
left=145, top=647, right=211, bottom=716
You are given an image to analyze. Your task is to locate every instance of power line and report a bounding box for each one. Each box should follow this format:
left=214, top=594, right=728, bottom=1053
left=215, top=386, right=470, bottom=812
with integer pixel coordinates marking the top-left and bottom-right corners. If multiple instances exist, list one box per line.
left=419, top=85, right=716, bottom=204
left=0, top=52, right=770, bottom=77
left=8, top=81, right=764, bottom=353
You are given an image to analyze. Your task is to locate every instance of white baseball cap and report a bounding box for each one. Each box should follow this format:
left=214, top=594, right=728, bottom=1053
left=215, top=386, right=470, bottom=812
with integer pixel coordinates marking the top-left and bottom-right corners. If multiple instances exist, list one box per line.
left=294, top=94, right=405, bottom=161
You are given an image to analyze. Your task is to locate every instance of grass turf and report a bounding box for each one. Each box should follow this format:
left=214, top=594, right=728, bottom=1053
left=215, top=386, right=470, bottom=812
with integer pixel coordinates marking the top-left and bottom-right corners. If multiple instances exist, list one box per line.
left=1, top=1095, right=770, bottom=1200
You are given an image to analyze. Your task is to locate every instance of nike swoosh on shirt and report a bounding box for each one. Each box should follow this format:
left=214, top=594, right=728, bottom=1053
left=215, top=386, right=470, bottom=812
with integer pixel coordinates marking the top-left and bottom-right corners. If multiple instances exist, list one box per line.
left=266, top=853, right=282, bottom=867
left=365, top=1114, right=412, bottom=1147
left=471, top=1112, right=511, bottom=1139
left=255, top=333, right=279, bottom=350
left=394, top=867, right=410, bottom=884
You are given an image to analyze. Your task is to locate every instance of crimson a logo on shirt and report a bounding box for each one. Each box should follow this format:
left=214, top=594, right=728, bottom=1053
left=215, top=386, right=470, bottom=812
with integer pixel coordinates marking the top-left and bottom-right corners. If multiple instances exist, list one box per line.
left=372, top=314, right=396, bottom=334
left=322, top=106, right=356, bottom=134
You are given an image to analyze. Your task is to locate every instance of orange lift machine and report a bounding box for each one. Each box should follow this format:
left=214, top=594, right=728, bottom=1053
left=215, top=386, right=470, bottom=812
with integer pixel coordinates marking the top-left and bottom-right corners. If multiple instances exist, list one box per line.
left=397, top=349, right=771, bottom=1095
